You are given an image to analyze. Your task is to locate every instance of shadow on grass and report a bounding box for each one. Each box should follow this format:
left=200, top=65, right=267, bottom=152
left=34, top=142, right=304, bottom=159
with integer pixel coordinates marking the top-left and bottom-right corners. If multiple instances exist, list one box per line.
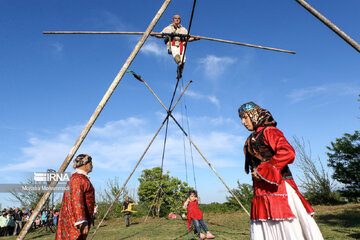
left=207, top=220, right=248, bottom=233
left=172, top=227, right=248, bottom=240
left=173, top=231, right=196, bottom=240
left=317, top=209, right=360, bottom=228
left=117, top=231, right=141, bottom=240
left=328, top=228, right=360, bottom=240
left=349, top=232, right=360, bottom=239
left=28, top=233, right=53, bottom=239
left=317, top=208, right=360, bottom=239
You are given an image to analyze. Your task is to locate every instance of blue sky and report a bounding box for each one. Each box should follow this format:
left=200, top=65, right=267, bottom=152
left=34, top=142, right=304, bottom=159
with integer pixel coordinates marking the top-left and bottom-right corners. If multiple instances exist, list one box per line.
left=0, top=0, right=359, bottom=208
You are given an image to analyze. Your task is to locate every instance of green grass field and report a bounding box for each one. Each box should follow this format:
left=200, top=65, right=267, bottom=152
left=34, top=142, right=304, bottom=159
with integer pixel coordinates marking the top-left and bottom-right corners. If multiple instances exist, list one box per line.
left=3, top=203, right=360, bottom=240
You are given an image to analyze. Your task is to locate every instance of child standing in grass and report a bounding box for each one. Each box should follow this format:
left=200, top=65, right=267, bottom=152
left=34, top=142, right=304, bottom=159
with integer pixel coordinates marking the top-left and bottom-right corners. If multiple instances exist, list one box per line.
left=183, top=190, right=215, bottom=240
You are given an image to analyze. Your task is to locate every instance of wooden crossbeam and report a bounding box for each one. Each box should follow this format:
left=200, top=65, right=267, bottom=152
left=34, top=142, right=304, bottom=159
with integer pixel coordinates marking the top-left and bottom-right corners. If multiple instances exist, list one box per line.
left=43, top=31, right=296, bottom=54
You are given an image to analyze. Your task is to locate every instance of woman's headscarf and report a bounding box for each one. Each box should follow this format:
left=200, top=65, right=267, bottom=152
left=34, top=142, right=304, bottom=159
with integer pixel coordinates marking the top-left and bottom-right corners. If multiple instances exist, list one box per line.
left=239, top=102, right=277, bottom=174
left=73, top=154, right=92, bottom=169
left=238, top=102, right=277, bottom=130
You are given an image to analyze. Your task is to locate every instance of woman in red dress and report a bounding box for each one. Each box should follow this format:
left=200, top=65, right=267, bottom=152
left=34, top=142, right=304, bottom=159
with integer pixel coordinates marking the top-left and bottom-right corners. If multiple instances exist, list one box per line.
left=238, top=102, right=323, bottom=240
left=55, top=154, right=95, bottom=240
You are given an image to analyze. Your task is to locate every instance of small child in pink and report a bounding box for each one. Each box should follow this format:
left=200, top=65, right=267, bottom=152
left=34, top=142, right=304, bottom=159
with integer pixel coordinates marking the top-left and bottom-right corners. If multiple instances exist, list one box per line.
left=183, top=190, right=215, bottom=239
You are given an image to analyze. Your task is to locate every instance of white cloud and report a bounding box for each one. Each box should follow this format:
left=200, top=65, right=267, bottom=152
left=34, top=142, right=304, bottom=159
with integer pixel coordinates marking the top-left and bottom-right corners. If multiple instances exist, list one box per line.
left=287, top=86, right=327, bottom=103
left=49, top=42, right=64, bottom=57
left=194, top=116, right=242, bottom=130
left=51, top=42, right=63, bottom=53
left=287, top=83, right=360, bottom=103
left=0, top=116, right=245, bottom=174
left=185, top=90, right=220, bottom=107
left=141, top=40, right=167, bottom=57
left=198, top=55, right=236, bottom=79
left=103, top=11, right=127, bottom=31
left=156, top=112, right=243, bottom=133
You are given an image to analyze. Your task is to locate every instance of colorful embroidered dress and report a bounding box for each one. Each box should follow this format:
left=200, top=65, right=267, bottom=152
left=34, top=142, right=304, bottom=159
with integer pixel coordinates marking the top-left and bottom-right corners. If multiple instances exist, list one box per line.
left=247, top=126, right=314, bottom=221
left=55, top=172, right=95, bottom=240
left=239, top=102, right=323, bottom=239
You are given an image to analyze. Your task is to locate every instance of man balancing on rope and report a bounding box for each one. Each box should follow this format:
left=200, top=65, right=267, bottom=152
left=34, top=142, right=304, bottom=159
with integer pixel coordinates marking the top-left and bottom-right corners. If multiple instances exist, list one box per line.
left=55, top=154, right=95, bottom=240
left=238, top=102, right=324, bottom=240
left=152, top=14, right=200, bottom=77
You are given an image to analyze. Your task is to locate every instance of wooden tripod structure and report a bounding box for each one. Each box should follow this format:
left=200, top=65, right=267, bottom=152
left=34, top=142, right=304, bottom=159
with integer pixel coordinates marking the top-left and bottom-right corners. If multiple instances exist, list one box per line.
left=90, top=71, right=252, bottom=239
left=18, top=1, right=360, bottom=239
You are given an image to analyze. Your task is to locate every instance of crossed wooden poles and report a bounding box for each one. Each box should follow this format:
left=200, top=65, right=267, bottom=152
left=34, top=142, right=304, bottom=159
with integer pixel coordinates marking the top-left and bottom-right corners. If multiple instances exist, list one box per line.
left=90, top=73, right=250, bottom=239
left=18, top=0, right=360, bottom=239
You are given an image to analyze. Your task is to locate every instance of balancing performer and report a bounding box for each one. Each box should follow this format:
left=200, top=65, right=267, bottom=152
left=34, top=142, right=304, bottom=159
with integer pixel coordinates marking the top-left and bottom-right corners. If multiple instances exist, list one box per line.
left=238, top=102, right=323, bottom=240
left=152, top=14, right=199, bottom=76
left=55, top=154, right=95, bottom=240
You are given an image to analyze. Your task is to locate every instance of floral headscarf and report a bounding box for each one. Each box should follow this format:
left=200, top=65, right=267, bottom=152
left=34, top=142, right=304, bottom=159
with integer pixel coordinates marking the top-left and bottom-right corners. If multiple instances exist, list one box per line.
left=239, top=102, right=277, bottom=174
left=238, top=102, right=277, bottom=130
left=73, top=154, right=92, bottom=169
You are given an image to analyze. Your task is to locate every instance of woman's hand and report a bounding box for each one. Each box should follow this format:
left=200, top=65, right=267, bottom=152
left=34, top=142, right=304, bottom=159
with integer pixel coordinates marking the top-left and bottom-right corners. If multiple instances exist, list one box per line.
left=252, top=170, right=261, bottom=181
left=79, top=222, right=89, bottom=235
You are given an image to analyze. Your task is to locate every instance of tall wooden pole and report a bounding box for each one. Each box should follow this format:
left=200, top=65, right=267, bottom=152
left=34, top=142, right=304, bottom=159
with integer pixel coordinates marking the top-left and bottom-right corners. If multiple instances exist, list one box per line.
left=17, top=0, right=172, bottom=239
left=295, top=0, right=360, bottom=53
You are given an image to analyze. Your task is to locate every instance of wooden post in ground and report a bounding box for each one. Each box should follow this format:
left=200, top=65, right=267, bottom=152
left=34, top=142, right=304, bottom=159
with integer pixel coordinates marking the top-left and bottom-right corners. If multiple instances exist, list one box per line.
left=17, top=0, right=172, bottom=239
left=295, top=0, right=360, bottom=53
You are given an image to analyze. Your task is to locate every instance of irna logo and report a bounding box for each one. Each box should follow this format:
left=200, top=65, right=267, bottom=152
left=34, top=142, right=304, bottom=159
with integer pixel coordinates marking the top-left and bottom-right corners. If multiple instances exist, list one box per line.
left=34, top=170, right=71, bottom=183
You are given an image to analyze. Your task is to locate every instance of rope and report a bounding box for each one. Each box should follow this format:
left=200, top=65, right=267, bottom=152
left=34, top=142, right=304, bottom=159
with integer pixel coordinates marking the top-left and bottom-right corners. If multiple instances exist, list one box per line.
left=157, top=0, right=197, bottom=206
left=179, top=78, right=197, bottom=191
left=185, top=104, right=197, bottom=190
left=180, top=99, right=189, bottom=184
left=180, top=78, right=197, bottom=240
left=179, top=0, right=197, bottom=68
left=179, top=80, right=191, bottom=240
left=182, top=1, right=198, bottom=239
left=144, top=0, right=198, bottom=233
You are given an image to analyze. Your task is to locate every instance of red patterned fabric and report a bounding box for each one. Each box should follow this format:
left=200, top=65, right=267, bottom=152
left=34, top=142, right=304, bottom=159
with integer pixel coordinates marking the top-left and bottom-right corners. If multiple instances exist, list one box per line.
left=184, top=200, right=203, bottom=231
left=55, top=172, right=95, bottom=240
left=172, top=40, right=184, bottom=55
left=251, top=127, right=314, bottom=221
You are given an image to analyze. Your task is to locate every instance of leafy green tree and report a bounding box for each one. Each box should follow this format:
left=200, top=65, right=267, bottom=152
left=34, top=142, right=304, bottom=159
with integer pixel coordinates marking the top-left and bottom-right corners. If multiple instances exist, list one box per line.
left=226, top=181, right=253, bottom=212
left=9, top=178, right=50, bottom=208
left=138, top=167, right=190, bottom=217
left=97, top=177, right=131, bottom=219
left=293, top=137, right=339, bottom=205
left=327, top=131, right=360, bottom=197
